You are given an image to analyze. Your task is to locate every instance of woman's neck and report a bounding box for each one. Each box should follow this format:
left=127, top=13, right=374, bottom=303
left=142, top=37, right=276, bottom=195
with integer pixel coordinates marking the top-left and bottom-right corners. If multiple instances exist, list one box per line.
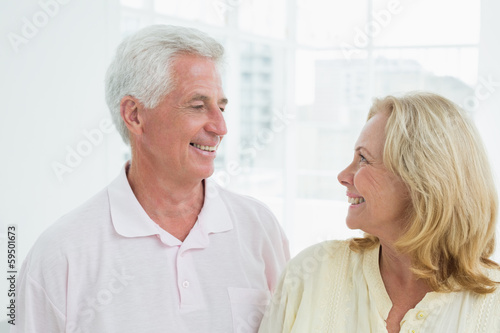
left=378, top=241, right=432, bottom=333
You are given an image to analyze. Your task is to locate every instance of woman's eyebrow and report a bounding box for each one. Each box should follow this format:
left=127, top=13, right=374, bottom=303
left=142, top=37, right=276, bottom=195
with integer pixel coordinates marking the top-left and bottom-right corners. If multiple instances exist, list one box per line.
left=355, top=146, right=374, bottom=158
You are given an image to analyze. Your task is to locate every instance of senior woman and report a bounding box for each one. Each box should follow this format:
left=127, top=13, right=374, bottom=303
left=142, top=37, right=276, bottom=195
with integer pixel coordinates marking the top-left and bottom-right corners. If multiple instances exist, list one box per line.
left=258, top=92, right=500, bottom=332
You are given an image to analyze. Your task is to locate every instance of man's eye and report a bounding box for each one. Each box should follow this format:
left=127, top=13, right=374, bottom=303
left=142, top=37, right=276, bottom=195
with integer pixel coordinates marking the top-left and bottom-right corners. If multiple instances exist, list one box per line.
left=192, top=105, right=204, bottom=109
left=359, top=154, right=367, bottom=163
left=220, top=107, right=225, bottom=112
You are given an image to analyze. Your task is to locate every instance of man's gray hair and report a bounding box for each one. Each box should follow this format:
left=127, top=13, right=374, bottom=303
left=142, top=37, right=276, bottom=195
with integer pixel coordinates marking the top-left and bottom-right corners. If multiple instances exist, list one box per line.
left=105, top=25, right=225, bottom=144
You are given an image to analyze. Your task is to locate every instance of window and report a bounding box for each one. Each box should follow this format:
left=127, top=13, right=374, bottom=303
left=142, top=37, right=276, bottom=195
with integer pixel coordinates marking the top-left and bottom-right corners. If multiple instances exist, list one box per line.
left=118, top=0, right=499, bottom=259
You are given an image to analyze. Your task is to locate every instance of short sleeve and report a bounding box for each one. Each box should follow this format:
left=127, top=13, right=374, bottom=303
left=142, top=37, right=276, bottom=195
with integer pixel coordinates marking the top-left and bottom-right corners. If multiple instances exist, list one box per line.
left=12, top=263, right=66, bottom=333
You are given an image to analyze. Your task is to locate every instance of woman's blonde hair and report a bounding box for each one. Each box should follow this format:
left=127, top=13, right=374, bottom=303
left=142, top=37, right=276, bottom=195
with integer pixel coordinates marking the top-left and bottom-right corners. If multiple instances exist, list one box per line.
left=350, top=92, right=499, bottom=294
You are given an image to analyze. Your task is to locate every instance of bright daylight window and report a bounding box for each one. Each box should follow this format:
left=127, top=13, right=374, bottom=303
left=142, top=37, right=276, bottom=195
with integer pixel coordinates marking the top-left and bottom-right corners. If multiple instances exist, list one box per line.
left=119, top=0, right=488, bottom=256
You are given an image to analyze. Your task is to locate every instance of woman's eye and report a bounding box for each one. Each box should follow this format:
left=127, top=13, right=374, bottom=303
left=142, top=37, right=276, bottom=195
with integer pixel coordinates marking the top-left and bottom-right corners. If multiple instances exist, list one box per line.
left=359, top=154, right=367, bottom=163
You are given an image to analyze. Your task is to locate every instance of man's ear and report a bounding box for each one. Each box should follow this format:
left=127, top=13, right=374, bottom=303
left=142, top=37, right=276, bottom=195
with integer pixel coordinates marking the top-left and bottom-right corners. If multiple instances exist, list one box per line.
left=120, top=96, right=143, bottom=136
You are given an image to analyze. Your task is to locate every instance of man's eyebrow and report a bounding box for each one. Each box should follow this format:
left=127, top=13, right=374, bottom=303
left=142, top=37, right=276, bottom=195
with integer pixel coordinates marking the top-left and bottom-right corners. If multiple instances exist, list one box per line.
left=188, top=94, right=228, bottom=105
left=188, top=94, right=209, bottom=103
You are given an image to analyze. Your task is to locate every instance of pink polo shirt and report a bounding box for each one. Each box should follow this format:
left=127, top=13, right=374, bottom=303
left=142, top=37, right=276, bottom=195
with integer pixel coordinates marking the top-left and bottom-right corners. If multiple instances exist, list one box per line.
left=14, top=165, right=290, bottom=333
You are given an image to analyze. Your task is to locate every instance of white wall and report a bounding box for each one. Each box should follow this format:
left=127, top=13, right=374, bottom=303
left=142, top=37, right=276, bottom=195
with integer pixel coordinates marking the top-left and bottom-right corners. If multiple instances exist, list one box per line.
left=0, top=0, right=124, bottom=318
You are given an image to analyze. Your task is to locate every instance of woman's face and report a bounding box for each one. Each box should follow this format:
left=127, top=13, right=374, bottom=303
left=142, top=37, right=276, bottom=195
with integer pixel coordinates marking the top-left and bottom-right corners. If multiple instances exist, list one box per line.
left=337, top=111, right=410, bottom=243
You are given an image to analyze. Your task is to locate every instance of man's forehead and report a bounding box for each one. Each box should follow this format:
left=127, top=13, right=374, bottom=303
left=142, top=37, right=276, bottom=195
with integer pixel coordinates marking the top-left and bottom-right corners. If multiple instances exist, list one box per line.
left=171, top=54, right=218, bottom=71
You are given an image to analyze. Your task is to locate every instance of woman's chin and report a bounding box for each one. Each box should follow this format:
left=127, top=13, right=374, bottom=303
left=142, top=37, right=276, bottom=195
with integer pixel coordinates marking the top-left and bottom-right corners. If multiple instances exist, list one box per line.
left=345, top=219, right=361, bottom=231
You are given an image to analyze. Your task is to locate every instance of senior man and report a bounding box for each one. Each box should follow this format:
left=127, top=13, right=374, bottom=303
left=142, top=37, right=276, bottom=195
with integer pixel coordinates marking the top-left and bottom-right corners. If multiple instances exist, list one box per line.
left=14, top=25, right=289, bottom=333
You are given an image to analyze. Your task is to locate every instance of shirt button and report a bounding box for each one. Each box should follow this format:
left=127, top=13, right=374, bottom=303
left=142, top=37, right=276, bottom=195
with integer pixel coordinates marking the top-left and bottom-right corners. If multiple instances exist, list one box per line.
left=416, top=311, right=427, bottom=320
left=182, top=280, right=190, bottom=288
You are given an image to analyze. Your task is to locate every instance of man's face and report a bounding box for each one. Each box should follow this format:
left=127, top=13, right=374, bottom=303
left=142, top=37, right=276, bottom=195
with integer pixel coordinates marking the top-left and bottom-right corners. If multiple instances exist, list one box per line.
left=136, top=54, right=227, bottom=184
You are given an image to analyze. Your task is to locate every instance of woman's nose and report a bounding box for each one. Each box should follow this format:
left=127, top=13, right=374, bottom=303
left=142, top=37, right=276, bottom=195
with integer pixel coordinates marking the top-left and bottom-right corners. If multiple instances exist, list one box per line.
left=337, top=163, right=354, bottom=187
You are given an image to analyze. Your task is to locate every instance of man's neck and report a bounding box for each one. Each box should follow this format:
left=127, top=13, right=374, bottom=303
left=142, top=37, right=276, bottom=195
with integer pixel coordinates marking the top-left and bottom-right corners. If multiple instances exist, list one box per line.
left=126, top=160, right=205, bottom=241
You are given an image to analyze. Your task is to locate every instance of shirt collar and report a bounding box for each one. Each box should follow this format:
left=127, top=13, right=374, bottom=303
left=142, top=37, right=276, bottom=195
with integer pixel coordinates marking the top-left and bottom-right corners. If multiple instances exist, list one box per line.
left=107, top=163, right=233, bottom=242
left=199, top=177, right=233, bottom=234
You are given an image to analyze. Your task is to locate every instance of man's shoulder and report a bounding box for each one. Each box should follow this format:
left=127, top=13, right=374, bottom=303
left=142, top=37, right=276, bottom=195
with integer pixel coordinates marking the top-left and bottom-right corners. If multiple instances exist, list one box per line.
left=29, top=188, right=111, bottom=257
left=210, top=181, right=287, bottom=242
left=51, top=187, right=109, bottom=230
left=212, top=181, right=276, bottom=217
left=19, top=187, right=111, bottom=282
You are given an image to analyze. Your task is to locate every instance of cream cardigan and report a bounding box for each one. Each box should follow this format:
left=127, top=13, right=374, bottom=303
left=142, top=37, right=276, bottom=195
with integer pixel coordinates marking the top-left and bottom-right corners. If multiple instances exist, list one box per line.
left=259, top=240, right=500, bottom=333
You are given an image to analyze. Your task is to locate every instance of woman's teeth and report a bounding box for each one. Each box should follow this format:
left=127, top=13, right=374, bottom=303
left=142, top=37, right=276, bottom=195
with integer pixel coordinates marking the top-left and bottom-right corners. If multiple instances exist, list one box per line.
left=348, top=197, right=365, bottom=205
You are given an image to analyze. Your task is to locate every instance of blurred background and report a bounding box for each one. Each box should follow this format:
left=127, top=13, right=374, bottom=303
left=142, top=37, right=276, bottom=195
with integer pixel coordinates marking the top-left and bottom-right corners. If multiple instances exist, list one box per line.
left=1, top=0, right=500, bottom=325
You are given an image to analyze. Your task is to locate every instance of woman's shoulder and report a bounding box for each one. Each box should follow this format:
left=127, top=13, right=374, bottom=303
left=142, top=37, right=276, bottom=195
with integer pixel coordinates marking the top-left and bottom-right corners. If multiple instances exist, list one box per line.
left=280, top=240, right=355, bottom=286
left=486, top=265, right=500, bottom=280
left=290, top=240, right=351, bottom=265
left=462, top=266, right=500, bottom=331
left=486, top=266, right=500, bottom=296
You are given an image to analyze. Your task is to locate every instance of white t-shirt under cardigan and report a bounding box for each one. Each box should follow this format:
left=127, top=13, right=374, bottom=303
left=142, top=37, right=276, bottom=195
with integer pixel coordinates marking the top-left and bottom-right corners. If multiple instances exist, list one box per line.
left=258, top=240, right=500, bottom=333
left=14, top=165, right=290, bottom=333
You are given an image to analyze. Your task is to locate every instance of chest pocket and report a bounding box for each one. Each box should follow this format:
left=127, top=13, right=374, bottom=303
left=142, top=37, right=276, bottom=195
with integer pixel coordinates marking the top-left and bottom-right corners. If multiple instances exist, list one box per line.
left=227, top=287, right=271, bottom=333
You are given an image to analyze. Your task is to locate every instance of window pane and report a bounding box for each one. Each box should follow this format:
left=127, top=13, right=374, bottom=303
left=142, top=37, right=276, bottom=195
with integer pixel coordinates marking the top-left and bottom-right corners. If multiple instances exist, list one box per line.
left=293, top=200, right=360, bottom=254
left=372, top=48, right=478, bottom=112
left=298, top=174, right=338, bottom=200
left=295, top=50, right=370, bottom=202
left=297, top=128, right=354, bottom=173
left=238, top=0, right=287, bottom=39
left=121, top=13, right=149, bottom=36
left=372, top=0, right=480, bottom=46
left=297, top=0, right=368, bottom=47
left=154, top=0, right=226, bottom=27
left=296, top=49, right=370, bottom=107
left=121, top=0, right=146, bottom=9
left=219, top=42, right=287, bottom=200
